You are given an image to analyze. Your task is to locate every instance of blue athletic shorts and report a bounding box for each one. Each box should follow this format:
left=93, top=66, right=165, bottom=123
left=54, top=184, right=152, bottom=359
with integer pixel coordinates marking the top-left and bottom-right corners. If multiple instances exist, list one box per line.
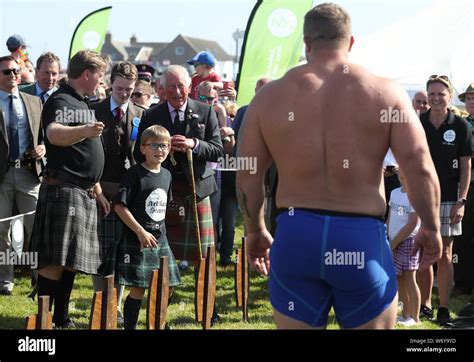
left=269, top=208, right=397, bottom=328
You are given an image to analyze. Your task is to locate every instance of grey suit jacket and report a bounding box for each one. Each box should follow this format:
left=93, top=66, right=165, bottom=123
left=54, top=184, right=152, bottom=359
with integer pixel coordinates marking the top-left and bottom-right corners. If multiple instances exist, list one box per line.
left=0, top=92, right=44, bottom=183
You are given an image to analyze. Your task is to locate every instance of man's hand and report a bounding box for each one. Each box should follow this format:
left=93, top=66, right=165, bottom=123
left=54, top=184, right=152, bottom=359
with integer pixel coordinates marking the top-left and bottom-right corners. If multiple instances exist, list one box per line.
left=412, top=227, right=442, bottom=271
left=171, top=135, right=195, bottom=152
left=82, top=122, right=105, bottom=139
left=449, top=203, right=464, bottom=225
left=220, top=127, right=234, bottom=138
left=30, top=145, right=46, bottom=159
left=137, top=229, right=158, bottom=250
left=247, top=229, right=273, bottom=276
left=96, top=193, right=110, bottom=217
left=218, top=87, right=237, bottom=101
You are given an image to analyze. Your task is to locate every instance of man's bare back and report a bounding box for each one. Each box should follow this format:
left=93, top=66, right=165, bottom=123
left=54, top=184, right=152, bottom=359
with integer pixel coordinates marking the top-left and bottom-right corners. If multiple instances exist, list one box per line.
left=254, top=62, right=403, bottom=217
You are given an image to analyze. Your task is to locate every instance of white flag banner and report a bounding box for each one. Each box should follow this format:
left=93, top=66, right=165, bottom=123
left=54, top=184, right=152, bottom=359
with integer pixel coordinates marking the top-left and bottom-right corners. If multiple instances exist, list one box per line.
left=10, top=215, right=24, bottom=255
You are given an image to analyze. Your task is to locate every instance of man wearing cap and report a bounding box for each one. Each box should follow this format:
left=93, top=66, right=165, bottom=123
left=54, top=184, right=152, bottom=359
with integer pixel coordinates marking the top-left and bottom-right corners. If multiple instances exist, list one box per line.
left=187, top=51, right=223, bottom=100
left=21, top=52, right=60, bottom=104
left=0, top=55, right=45, bottom=296
left=6, top=35, right=29, bottom=70
left=136, top=64, right=155, bottom=83
left=453, top=83, right=474, bottom=296
left=417, top=75, right=472, bottom=326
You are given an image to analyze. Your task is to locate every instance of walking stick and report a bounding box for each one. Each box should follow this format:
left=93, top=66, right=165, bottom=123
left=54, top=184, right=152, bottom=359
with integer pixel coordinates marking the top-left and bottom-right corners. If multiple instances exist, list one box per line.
left=186, top=149, right=202, bottom=260
left=187, top=149, right=216, bottom=328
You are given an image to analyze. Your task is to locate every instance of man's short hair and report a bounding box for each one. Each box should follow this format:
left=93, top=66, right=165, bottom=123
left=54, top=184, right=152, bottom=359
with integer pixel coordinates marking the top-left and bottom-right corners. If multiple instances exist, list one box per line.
left=0, top=55, right=19, bottom=65
left=36, top=52, right=61, bottom=71
left=110, top=61, right=138, bottom=84
left=141, top=125, right=171, bottom=145
left=160, top=65, right=191, bottom=88
left=304, top=3, right=352, bottom=47
left=67, top=50, right=108, bottom=80
left=198, top=81, right=213, bottom=95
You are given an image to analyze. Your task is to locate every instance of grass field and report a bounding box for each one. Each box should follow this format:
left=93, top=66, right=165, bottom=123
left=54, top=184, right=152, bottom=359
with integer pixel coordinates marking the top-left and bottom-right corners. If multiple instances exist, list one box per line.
left=0, top=213, right=472, bottom=330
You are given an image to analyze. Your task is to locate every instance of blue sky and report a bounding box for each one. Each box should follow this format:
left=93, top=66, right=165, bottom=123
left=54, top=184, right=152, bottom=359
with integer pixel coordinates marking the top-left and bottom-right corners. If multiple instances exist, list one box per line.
left=0, top=0, right=434, bottom=68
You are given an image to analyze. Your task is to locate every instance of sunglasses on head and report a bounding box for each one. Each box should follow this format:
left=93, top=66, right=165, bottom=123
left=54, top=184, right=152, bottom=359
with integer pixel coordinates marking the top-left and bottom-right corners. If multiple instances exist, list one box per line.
left=131, top=92, right=147, bottom=98
left=199, top=95, right=214, bottom=102
left=1, top=68, right=21, bottom=76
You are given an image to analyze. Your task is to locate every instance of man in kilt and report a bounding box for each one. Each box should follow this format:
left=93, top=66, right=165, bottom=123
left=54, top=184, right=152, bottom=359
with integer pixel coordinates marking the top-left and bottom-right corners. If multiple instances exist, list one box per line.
left=29, top=50, right=110, bottom=328
left=133, top=65, right=224, bottom=263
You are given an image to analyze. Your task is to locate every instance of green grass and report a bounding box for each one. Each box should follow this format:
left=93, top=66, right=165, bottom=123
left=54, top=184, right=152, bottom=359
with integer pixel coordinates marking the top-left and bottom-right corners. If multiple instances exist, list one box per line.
left=0, top=212, right=472, bottom=330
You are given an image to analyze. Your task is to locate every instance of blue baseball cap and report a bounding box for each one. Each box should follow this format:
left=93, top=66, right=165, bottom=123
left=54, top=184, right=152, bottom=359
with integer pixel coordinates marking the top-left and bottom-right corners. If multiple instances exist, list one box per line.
left=187, top=51, right=216, bottom=67
left=6, top=34, right=27, bottom=50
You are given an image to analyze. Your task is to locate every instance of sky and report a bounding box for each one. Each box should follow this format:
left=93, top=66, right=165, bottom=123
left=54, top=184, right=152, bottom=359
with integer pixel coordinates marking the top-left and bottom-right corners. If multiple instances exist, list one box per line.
left=0, top=0, right=434, bottom=68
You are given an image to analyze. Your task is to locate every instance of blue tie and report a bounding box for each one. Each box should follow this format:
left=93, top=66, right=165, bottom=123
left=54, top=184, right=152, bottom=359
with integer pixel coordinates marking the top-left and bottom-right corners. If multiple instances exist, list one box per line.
left=8, top=94, right=20, bottom=161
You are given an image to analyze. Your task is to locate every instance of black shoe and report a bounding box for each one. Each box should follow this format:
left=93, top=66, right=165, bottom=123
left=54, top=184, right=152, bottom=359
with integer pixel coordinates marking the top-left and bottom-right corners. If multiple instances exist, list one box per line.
left=117, top=310, right=124, bottom=327
left=210, top=313, right=220, bottom=327
left=219, top=259, right=236, bottom=267
left=437, top=307, right=454, bottom=327
left=0, top=290, right=12, bottom=296
left=53, top=318, right=76, bottom=329
left=420, top=305, right=434, bottom=319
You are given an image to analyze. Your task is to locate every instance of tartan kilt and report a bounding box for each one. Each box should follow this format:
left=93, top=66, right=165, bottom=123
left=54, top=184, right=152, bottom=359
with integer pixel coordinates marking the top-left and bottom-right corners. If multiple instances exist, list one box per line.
left=29, top=183, right=102, bottom=274
left=99, top=211, right=122, bottom=261
left=167, top=179, right=215, bottom=261
left=113, top=228, right=181, bottom=288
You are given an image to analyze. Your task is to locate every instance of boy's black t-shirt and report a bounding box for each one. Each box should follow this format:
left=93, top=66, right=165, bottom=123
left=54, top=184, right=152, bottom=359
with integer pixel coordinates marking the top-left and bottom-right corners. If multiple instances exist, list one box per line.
left=115, top=164, right=172, bottom=236
left=421, top=109, right=472, bottom=202
left=42, top=84, right=105, bottom=183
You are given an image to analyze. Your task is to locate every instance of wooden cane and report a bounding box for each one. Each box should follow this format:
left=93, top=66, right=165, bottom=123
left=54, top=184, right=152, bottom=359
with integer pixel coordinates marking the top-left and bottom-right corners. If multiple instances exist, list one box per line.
left=186, top=148, right=202, bottom=260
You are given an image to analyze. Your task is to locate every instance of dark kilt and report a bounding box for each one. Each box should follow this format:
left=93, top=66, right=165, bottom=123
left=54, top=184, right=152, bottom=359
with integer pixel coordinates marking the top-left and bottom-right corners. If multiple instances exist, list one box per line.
left=113, top=230, right=181, bottom=288
left=29, top=183, right=102, bottom=274
left=99, top=212, right=122, bottom=262
left=167, top=180, right=215, bottom=261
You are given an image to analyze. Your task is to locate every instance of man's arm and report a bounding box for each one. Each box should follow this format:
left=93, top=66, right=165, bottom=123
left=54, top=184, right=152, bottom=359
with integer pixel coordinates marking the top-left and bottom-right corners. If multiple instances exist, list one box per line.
left=193, top=105, right=224, bottom=162
left=46, top=122, right=104, bottom=147
left=236, top=99, right=272, bottom=233
left=388, top=81, right=442, bottom=269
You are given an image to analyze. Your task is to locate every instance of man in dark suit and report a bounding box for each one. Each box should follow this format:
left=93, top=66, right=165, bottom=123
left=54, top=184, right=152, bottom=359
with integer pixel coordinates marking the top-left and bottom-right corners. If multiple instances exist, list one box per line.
left=0, top=55, right=45, bottom=295
left=20, top=52, right=60, bottom=104
left=133, top=64, right=224, bottom=263
left=91, top=61, right=144, bottom=324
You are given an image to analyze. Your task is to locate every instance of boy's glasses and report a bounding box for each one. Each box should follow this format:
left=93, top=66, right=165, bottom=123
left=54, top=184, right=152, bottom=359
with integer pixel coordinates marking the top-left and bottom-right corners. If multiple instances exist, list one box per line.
left=199, top=95, right=215, bottom=103
left=144, top=143, right=169, bottom=151
left=1, top=68, right=21, bottom=76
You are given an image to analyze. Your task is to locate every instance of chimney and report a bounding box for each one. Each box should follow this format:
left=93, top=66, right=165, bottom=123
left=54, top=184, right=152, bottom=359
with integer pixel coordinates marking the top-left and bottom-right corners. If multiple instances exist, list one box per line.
left=130, top=34, right=137, bottom=45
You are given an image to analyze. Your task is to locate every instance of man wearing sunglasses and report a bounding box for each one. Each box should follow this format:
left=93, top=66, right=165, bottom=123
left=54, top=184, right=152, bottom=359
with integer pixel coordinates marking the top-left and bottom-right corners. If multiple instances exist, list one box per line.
left=0, top=55, right=44, bottom=296
left=131, top=80, right=152, bottom=109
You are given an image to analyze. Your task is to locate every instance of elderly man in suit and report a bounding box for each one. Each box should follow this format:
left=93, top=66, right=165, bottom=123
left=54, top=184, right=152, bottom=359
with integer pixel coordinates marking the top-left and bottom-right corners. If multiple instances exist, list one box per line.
left=0, top=55, right=45, bottom=295
left=20, top=52, right=60, bottom=104
left=91, top=61, right=144, bottom=323
left=134, top=64, right=224, bottom=263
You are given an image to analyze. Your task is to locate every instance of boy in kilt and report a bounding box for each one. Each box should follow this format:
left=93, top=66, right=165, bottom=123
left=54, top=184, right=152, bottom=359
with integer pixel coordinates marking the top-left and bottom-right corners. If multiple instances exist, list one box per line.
left=111, top=125, right=181, bottom=330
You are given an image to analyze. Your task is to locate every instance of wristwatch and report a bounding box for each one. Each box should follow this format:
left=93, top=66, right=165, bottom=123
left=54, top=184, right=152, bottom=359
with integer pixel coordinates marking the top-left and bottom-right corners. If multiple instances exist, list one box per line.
left=457, top=198, right=467, bottom=205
